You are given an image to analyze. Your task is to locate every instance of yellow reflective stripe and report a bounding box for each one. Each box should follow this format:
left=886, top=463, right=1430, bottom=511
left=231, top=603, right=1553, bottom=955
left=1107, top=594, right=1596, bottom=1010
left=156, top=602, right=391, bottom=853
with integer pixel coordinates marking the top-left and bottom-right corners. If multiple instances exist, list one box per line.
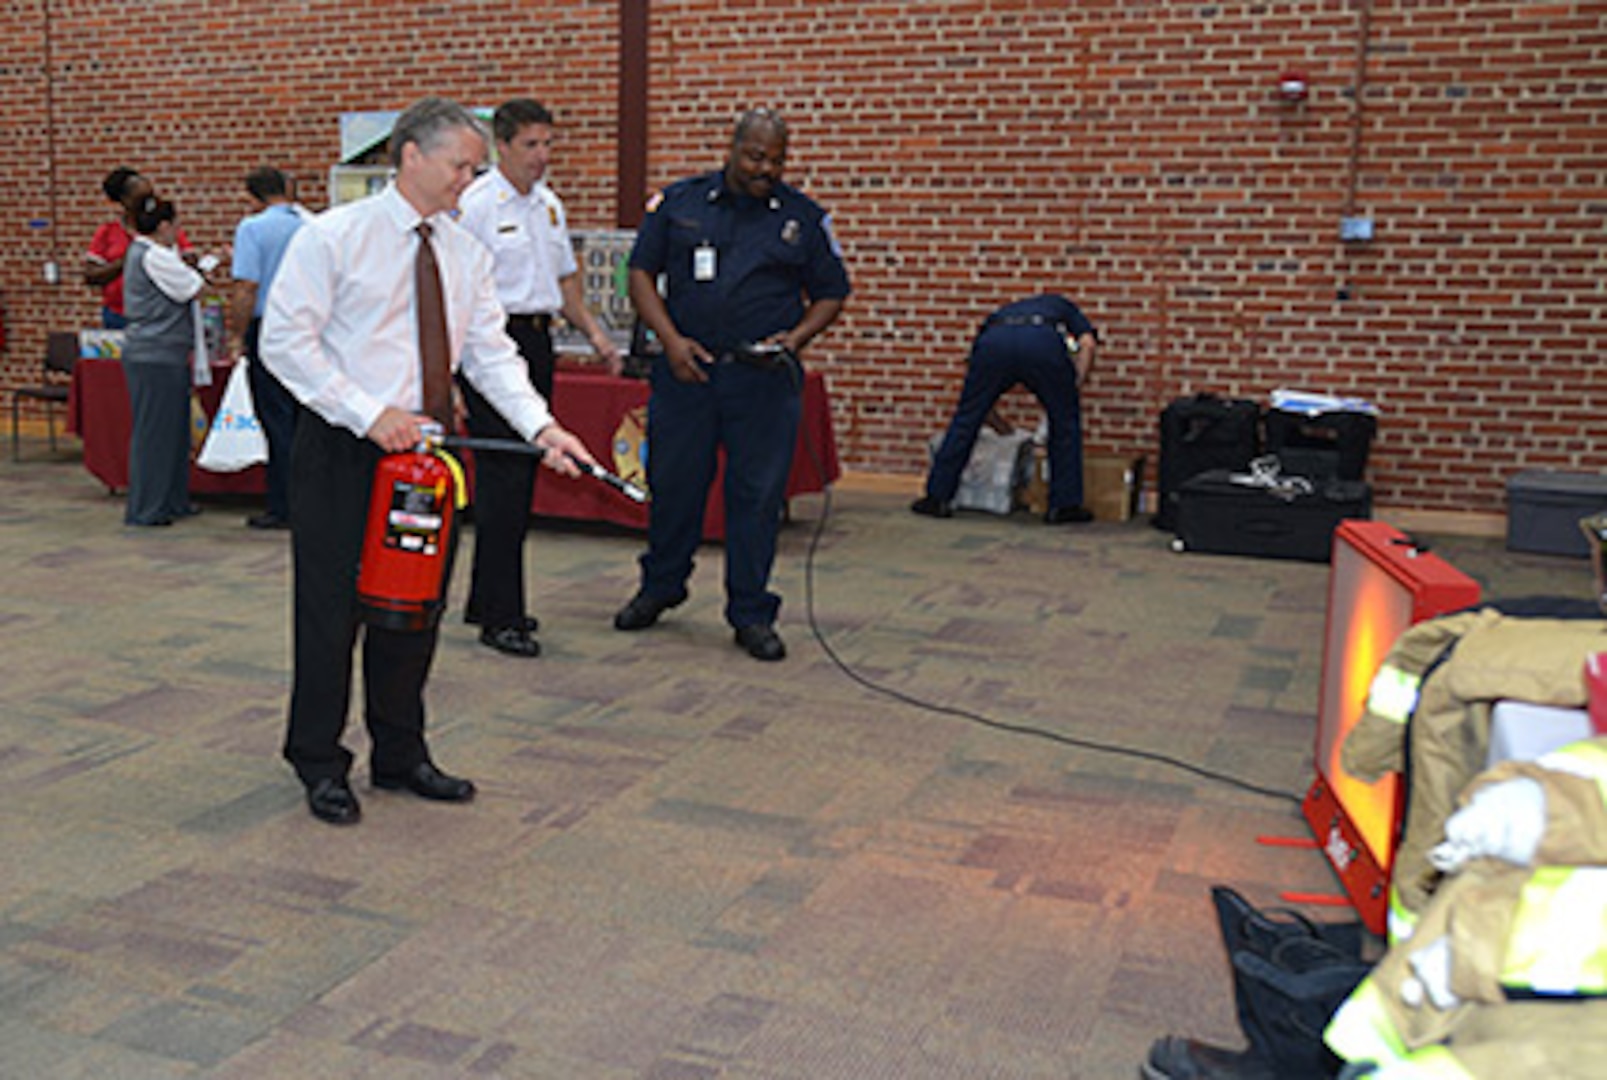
left=1366, top=664, right=1420, bottom=724
left=1325, top=978, right=1411, bottom=1066
left=1554, top=739, right=1607, bottom=772
left=1538, top=738, right=1607, bottom=805
left=1504, top=866, right=1607, bottom=994
left=1388, top=886, right=1420, bottom=945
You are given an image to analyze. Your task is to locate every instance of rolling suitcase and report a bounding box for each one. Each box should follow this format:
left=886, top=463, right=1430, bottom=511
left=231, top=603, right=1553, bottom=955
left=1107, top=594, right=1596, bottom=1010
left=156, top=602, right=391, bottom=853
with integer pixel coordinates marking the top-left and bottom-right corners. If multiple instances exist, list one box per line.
left=1173, top=468, right=1372, bottom=562
left=1154, top=394, right=1261, bottom=531
left=1263, top=409, right=1376, bottom=482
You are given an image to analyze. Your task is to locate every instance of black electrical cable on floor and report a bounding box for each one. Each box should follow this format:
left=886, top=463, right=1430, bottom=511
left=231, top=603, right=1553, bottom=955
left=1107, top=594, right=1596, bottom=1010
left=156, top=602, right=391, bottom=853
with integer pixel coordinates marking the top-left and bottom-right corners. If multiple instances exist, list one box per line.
left=795, top=472, right=1305, bottom=809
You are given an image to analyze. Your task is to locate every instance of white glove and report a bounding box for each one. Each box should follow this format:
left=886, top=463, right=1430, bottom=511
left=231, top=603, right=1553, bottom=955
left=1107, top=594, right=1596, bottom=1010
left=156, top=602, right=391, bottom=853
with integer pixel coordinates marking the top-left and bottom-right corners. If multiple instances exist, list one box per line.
left=1401, top=936, right=1459, bottom=1011
left=1428, top=777, right=1546, bottom=874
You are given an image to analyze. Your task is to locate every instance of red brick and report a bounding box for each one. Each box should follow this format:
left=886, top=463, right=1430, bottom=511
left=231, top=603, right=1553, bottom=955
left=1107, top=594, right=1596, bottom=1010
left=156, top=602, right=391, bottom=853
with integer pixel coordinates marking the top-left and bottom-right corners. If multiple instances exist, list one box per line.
left=1, top=0, right=1601, bottom=516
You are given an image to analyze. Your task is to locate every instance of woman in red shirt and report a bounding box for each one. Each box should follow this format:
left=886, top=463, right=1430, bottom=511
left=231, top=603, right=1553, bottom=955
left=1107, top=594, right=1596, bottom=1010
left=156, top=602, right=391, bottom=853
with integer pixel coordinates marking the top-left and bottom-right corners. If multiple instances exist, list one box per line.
left=84, top=169, right=193, bottom=329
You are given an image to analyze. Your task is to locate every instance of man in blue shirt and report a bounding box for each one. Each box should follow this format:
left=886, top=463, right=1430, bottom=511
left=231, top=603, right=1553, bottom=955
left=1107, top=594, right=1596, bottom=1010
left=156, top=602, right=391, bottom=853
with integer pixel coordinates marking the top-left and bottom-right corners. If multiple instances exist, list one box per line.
left=914, top=294, right=1100, bottom=524
left=615, top=108, right=851, bottom=661
left=230, top=166, right=305, bottom=529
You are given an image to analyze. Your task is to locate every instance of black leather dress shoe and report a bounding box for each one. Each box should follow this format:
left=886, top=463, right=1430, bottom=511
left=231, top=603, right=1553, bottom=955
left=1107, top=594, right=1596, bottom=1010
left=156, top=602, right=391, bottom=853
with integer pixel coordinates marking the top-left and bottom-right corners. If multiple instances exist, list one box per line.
left=464, top=610, right=539, bottom=633
left=372, top=762, right=477, bottom=802
left=734, top=624, right=787, bottom=661
left=910, top=496, right=954, bottom=518
left=1044, top=505, right=1095, bottom=524
left=246, top=512, right=290, bottom=530
left=306, top=777, right=362, bottom=825
left=613, top=591, right=685, bottom=631
left=480, top=625, right=540, bottom=657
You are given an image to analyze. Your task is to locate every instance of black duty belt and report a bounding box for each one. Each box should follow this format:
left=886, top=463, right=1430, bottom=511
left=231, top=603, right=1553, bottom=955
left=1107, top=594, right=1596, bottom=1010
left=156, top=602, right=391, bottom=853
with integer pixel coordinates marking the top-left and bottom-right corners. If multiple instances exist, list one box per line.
left=712, top=342, right=803, bottom=391
left=506, top=312, right=553, bottom=330
left=715, top=343, right=798, bottom=374
left=987, top=313, right=1065, bottom=332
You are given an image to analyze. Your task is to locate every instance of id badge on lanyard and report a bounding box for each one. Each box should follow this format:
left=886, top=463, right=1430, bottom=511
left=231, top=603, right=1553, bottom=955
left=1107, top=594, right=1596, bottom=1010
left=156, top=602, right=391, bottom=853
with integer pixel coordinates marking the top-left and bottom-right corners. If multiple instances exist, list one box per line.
left=694, top=244, right=717, bottom=282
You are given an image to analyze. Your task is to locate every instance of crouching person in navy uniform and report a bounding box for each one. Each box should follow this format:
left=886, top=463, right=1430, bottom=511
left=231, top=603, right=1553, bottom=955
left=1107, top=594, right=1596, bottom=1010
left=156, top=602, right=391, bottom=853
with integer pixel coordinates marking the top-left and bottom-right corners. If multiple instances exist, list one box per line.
left=913, top=294, right=1100, bottom=524
left=614, top=107, right=851, bottom=662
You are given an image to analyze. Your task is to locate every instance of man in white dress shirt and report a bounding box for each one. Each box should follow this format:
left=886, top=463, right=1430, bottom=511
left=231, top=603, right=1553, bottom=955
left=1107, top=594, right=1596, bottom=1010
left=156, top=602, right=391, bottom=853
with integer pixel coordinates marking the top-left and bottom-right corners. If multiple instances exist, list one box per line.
left=455, top=98, right=622, bottom=658
left=260, top=96, right=597, bottom=826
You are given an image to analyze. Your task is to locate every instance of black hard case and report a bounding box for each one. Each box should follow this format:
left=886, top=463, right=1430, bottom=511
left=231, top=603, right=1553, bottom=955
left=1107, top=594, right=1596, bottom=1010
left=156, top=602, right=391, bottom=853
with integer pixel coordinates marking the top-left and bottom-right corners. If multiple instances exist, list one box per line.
left=1154, top=394, right=1262, bottom=530
left=1174, top=470, right=1373, bottom=562
left=1506, top=470, right=1607, bottom=557
left=1262, top=409, right=1377, bottom=482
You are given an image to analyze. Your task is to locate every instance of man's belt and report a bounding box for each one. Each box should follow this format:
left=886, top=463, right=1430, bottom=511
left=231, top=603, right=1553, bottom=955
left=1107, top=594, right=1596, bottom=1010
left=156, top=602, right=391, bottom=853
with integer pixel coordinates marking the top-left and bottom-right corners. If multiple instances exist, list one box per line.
left=506, top=312, right=553, bottom=330
left=987, top=313, right=1065, bottom=332
left=716, top=342, right=798, bottom=374
left=711, top=342, right=803, bottom=390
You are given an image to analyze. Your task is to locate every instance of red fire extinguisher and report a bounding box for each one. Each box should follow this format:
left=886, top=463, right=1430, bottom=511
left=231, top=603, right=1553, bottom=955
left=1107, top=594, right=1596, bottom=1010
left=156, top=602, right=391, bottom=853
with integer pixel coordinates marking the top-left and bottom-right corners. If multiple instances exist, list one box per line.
left=357, top=439, right=467, bottom=632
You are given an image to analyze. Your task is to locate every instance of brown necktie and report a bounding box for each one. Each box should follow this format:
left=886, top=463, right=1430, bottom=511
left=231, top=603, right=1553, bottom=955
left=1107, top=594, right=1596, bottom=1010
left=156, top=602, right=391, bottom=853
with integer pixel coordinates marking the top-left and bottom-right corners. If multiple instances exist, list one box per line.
left=415, top=222, right=453, bottom=426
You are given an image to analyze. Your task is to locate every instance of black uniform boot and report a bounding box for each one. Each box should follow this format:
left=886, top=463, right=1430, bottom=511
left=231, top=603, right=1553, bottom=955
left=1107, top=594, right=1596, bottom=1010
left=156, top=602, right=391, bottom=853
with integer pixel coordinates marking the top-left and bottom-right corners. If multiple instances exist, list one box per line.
left=1140, top=1036, right=1279, bottom=1080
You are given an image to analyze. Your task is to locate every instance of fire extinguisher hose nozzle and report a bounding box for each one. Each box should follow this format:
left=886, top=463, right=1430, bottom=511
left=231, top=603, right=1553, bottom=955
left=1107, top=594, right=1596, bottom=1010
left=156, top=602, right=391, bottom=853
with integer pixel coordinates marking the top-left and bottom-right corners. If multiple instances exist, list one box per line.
left=576, top=459, right=649, bottom=503
left=431, top=433, right=647, bottom=503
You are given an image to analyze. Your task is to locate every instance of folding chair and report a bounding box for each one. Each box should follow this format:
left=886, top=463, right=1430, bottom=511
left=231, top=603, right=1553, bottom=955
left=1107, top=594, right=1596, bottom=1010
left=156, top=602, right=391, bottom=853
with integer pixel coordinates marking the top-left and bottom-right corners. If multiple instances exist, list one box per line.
left=10, top=331, right=80, bottom=461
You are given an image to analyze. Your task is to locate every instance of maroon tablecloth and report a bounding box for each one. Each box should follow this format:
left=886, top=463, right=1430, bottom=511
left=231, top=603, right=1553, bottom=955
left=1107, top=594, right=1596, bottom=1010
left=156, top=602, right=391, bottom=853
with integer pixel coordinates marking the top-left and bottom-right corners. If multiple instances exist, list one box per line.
left=68, top=359, right=266, bottom=495
left=68, top=359, right=840, bottom=538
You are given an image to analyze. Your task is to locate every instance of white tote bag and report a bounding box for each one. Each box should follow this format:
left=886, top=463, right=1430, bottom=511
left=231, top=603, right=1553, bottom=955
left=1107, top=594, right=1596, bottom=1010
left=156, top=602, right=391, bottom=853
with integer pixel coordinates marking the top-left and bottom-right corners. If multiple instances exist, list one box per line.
left=927, top=427, right=1034, bottom=515
left=196, top=358, right=269, bottom=472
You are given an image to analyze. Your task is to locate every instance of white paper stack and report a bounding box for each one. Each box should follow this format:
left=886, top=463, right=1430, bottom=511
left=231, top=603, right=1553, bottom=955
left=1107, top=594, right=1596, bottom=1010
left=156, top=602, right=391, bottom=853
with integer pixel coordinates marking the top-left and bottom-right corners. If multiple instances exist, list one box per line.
left=1270, top=387, right=1380, bottom=416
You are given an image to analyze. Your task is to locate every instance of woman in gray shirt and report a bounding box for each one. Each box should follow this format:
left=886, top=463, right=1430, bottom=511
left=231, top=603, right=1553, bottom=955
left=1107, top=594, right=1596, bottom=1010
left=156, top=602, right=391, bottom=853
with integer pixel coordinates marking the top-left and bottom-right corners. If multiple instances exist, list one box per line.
left=122, top=196, right=205, bottom=527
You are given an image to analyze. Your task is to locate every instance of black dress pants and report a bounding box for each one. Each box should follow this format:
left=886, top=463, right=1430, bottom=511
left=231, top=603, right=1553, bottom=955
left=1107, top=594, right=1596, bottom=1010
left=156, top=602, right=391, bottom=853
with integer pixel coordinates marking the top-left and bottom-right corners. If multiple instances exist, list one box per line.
left=283, top=413, right=437, bottom=787
left=460, top=318, right=555, bottom=630
left=245, top=318, right=301, bottom=522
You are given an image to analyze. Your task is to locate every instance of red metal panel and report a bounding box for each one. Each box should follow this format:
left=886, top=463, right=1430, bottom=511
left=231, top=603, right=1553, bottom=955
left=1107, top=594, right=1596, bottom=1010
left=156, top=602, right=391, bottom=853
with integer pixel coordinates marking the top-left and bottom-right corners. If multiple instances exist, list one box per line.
left=1304, top=520, right=1481, bottom=934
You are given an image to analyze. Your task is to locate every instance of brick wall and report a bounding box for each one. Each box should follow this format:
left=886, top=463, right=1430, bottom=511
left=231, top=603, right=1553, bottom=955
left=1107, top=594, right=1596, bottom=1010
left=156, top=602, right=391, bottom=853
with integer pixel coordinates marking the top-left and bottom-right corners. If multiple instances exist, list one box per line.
left=3, top=0, right=1602, bottom=513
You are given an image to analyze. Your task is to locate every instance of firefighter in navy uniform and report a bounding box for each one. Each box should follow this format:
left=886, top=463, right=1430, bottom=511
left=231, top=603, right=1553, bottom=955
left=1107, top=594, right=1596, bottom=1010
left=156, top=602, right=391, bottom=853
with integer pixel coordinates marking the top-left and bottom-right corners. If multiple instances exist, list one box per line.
left=614, top=108, right=851, bottom=661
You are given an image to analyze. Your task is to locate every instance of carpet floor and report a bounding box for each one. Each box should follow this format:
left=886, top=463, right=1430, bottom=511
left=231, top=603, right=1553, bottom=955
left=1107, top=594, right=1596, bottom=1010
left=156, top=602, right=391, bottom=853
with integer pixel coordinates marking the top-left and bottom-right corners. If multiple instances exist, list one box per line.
left=0, top=444, right=1586, bottom=1078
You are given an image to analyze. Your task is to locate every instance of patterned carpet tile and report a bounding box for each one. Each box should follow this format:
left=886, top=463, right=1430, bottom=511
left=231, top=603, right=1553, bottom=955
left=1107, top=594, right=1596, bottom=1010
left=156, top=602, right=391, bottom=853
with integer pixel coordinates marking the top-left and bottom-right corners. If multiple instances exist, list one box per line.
left=1, top=451, right=1580, bottom=1076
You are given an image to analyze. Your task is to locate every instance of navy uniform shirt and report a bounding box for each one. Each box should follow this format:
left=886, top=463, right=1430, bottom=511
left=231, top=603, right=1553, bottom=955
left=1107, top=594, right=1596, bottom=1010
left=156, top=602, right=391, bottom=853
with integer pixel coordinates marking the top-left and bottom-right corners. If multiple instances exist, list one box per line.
left=629, top=170, right=851, bottom=355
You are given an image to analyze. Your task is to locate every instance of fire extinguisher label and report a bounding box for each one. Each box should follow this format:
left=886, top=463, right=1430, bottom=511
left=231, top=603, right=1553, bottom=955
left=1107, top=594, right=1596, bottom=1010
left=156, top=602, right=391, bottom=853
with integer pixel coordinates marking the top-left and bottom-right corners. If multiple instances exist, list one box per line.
left=382, top=480, right=445, bottom=556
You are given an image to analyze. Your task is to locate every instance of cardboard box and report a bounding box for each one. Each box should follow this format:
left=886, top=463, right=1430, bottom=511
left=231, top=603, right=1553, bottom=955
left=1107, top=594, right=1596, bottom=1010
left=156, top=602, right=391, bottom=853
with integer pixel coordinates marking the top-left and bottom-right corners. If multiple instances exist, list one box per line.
left=1020, top=449, right=1145, bottom=522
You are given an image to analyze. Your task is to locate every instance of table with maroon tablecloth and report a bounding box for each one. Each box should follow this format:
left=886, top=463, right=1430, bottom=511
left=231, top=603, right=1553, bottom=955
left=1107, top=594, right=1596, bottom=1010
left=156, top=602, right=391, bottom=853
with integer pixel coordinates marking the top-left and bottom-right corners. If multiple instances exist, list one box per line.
left=68, top=359, right=840, bottom=538
left=68, top=358, right=266, bottom=496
